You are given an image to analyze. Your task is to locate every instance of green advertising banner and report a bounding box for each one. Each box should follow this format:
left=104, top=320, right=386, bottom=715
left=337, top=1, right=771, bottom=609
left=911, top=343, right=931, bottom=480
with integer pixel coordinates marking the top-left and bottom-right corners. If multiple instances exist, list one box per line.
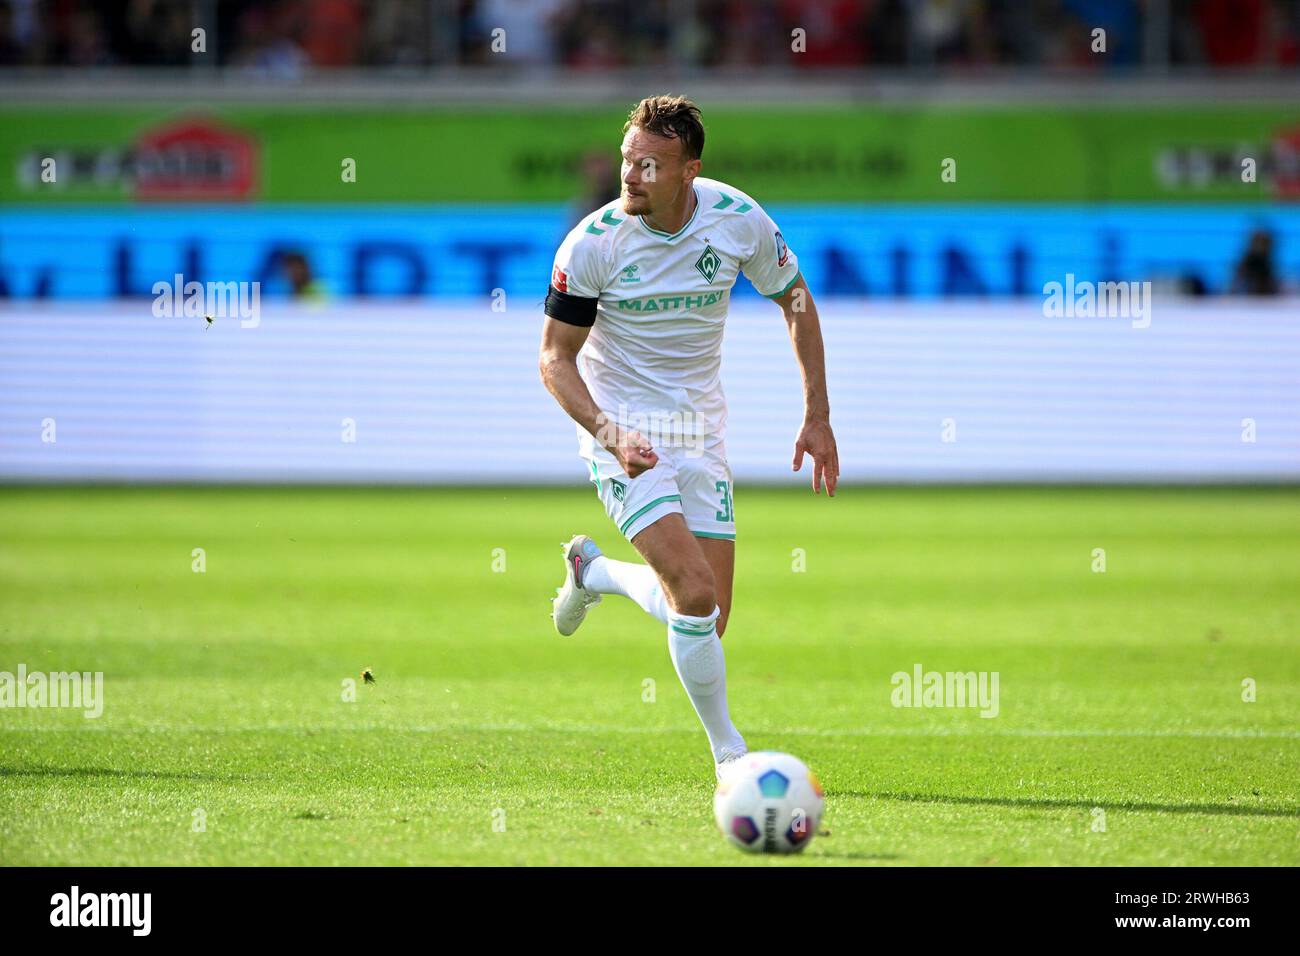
left=2, top=104, right=1296, bottom=204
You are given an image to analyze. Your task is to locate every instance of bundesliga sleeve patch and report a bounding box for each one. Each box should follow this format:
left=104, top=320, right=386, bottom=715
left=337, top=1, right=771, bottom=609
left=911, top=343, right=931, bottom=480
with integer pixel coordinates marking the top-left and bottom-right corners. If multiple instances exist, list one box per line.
left=551, top=264, right=568, bottom=293
left=544, top=285, right=598, bottom=327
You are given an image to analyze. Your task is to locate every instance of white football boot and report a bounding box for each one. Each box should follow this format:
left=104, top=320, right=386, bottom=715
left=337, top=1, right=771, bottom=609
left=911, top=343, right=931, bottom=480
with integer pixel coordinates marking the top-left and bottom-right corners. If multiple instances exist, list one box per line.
left=715, top=749, right=748, bottom=783
left=552, top=534, right=604, bottom=636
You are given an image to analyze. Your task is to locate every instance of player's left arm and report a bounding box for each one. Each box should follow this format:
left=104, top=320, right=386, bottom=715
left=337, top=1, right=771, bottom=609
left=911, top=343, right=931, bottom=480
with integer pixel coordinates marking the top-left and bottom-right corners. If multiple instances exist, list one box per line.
left=773, top=275, right=839, bottom=496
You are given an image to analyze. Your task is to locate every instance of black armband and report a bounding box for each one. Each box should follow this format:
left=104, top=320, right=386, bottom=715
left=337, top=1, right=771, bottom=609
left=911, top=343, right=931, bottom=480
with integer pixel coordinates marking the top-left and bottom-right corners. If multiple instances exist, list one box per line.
left=544, top=285, right=598, bottom=327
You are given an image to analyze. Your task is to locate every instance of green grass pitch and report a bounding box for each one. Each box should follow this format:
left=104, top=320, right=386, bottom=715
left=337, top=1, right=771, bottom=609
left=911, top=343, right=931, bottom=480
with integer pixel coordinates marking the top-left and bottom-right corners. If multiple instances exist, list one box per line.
left=1, top=485, right=1297, bottom=866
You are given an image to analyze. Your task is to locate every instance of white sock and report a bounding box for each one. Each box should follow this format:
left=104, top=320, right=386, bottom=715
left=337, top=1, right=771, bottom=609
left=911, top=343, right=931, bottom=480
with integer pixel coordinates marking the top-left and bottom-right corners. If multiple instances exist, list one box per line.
left=666, top=606, right=747, bottom=763
left=582, top=555, right=670, bottom=624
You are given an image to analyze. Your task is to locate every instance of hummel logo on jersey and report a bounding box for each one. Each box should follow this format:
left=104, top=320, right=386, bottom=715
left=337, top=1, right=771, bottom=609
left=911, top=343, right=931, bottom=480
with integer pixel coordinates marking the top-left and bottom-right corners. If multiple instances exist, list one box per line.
left=619, top=264, right=641, bottom=283
left=694, top=244, right=721, bottom=284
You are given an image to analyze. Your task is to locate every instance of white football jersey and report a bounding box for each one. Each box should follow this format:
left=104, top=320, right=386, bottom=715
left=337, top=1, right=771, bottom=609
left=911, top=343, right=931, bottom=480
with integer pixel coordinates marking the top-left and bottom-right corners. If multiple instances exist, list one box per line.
left=549, top=176, right=799, bottom=451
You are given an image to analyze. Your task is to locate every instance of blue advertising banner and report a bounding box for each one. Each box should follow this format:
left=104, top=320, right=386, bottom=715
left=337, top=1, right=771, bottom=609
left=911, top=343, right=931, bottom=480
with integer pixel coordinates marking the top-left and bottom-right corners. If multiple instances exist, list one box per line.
left=0, top=205, right=1295, bottom=300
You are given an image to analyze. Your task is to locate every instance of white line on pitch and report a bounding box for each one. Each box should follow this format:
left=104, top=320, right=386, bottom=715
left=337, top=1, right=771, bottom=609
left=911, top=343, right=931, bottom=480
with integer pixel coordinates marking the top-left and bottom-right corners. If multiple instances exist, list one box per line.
left=4, top=724, right=1298, bottom=739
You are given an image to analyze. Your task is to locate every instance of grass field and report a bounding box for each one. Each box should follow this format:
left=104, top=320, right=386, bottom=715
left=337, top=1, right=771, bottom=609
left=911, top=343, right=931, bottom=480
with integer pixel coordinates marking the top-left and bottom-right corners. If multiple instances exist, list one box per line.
left=1, top=485, right=1297, bottom=866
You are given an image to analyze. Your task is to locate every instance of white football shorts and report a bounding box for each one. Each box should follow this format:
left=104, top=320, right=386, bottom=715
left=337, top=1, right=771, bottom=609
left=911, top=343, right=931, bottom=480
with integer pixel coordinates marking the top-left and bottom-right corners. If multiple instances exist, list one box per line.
left=579, top=434, right=736, bottom=543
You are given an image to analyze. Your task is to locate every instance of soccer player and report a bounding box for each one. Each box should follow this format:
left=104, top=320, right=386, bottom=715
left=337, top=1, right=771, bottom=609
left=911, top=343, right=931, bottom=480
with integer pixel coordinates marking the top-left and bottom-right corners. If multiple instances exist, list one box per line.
left=539, top=95, right=839, bottom=777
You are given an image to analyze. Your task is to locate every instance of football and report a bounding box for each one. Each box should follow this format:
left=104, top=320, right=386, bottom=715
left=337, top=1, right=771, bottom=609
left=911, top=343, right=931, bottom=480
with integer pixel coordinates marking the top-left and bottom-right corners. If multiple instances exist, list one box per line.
left=714, top=751, right=824, bottom=854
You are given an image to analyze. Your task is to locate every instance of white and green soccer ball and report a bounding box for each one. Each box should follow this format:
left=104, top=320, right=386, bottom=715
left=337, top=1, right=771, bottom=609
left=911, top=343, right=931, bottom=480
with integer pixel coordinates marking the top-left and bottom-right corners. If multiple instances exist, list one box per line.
left=714, top=751, right=824, bottom=854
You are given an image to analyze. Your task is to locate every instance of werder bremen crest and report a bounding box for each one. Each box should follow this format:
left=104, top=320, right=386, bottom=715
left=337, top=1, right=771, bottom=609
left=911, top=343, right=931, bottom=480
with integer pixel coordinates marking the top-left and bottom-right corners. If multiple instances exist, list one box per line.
left=694, top=243, right=721, bottom=284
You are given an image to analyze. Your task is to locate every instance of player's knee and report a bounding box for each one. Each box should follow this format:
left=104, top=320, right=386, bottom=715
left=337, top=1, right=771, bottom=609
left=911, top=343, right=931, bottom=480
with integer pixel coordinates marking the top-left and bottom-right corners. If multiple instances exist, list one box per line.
left=665, top=565, right=716, bottom=618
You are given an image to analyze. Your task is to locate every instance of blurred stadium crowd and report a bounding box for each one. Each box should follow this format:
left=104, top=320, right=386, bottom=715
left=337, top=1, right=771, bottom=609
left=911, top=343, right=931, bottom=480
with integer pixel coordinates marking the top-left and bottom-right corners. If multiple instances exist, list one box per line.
left=2, top=0, right=1298, bottom=72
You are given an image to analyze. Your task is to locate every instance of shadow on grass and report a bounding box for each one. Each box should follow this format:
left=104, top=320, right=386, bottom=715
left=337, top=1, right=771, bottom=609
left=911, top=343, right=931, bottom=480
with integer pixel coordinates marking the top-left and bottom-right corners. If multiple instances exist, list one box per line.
left=811, top=851, right=904, bottom=861
left=834, top=790, right=1300, bottom=819
left=0, top=765, right=242, bottom=783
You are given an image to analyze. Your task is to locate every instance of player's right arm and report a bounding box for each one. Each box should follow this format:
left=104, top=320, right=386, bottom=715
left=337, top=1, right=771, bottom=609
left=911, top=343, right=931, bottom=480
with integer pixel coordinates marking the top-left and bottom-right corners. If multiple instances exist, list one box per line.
left=538, top=319, right=658, bottom=478
left=538, top=236, right=658, bottom=477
